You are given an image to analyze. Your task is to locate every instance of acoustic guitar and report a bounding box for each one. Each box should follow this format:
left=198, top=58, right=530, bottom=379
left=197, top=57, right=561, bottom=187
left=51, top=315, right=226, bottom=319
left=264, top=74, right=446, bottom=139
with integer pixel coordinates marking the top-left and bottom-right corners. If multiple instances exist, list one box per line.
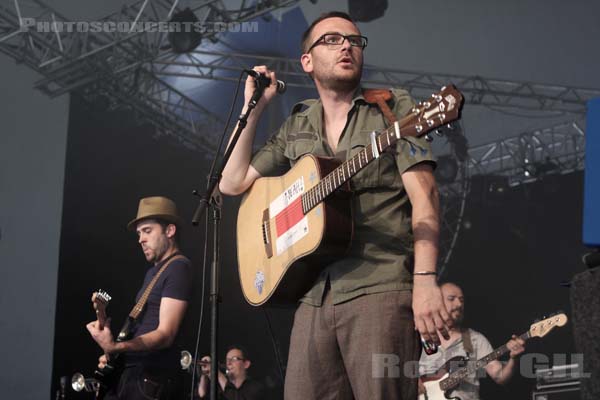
left=237, top=85, right=464, bottom=305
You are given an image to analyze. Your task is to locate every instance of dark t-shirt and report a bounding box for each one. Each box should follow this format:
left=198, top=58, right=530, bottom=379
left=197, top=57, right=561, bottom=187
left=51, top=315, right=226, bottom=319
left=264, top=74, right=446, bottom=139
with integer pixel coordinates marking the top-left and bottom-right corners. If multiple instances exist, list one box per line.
left=124, top=253, right=193, bottom=368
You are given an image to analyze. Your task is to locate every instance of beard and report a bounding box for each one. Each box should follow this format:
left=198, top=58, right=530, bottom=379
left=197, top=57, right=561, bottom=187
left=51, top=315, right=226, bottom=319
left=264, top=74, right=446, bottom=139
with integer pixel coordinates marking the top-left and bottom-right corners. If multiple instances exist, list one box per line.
left=143, top=239, right=169, bottom=264
left=321, top=70, right=361, bottom=92
left=313, top=56, right=363, bottom=93
left=450, top=309, right=464, bottom=328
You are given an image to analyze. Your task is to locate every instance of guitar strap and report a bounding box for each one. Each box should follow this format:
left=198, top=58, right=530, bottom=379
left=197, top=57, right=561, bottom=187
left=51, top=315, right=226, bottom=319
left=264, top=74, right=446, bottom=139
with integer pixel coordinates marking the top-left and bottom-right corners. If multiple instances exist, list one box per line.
left=363, top=89, right=398, bottom=125
left=461, top=328, right=474, bottom=358
left=128, top=253, right=187, bottom=320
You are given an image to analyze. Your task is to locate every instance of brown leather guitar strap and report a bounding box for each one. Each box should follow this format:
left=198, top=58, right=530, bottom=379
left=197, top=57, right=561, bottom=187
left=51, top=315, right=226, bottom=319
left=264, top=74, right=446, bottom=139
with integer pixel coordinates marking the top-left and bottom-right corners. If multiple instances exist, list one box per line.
left=461, top=328, right=474, bottom=357
left=128, top=254, right=187, bottom=320
left=363, top=89, right=398, bottom=125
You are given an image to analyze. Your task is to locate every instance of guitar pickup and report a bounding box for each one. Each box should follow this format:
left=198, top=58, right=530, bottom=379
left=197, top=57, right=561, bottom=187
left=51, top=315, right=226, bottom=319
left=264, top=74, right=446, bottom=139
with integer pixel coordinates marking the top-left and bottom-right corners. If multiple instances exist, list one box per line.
left=262, top=208, right=273, bottom=259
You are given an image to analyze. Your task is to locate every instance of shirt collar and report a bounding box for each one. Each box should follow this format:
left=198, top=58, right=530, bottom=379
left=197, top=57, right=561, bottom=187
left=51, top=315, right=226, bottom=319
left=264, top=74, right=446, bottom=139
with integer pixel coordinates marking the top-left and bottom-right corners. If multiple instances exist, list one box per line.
left=294, top=86, right=366, bottom=132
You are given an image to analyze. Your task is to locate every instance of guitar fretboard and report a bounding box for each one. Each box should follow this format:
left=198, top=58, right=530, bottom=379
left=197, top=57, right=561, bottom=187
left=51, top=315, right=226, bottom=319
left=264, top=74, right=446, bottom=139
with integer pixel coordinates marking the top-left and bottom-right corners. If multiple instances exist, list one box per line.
left=439, top=331, right=530, bottom=391
left=300, top=121, right=402, bottom=213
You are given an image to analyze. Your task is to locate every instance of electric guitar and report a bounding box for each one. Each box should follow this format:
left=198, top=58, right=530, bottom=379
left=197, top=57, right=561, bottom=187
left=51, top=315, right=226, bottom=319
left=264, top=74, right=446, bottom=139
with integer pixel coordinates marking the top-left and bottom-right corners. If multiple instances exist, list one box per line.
left=91, top=291, right=135, bottom=398
left=91, top=255, right=184, bottom=397
left=418, top=313, right=568, bottom=400
left=92, top=290, right=112, bottom=330
left=237, top=85, right=464, bottom=305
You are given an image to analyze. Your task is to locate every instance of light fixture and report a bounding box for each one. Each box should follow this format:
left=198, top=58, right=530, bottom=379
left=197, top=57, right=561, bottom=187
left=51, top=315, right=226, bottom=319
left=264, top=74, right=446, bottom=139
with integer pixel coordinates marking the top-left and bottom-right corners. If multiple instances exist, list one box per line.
left=167, top=8, right=202, bottom=53
left=348, top=0, right=388, bottom=22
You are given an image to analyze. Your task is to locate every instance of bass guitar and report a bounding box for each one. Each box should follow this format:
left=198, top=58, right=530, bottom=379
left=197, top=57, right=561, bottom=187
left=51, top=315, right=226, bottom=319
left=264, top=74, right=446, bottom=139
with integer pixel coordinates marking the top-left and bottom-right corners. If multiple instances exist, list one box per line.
left=90, top=290, right=135, bottom=398
left=237, top=85, right=464, bottom=305
left=419, top=313, right=568, bottom=400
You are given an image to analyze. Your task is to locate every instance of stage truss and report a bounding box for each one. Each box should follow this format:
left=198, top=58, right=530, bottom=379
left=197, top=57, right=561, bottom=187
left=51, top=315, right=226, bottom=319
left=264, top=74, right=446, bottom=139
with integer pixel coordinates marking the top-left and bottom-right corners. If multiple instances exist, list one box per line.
left=0, top=0, right=596, bottom=272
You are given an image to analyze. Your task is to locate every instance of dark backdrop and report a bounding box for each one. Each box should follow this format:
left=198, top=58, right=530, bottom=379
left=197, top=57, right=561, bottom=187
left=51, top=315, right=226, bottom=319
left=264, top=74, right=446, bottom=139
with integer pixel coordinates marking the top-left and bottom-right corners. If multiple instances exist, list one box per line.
left=443, top=172, right=588, bottom=398
left=51, top=95, right=294, bottom=399
left=52, top=94, right=588, bottom=399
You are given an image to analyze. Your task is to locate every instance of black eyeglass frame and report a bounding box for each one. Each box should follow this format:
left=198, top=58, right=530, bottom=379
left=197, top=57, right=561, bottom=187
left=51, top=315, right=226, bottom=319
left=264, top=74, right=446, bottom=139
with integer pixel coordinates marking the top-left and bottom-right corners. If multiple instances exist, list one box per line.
left=306, top=33, right=368, bottom=52
left=226, top=356, right=246, bottom=362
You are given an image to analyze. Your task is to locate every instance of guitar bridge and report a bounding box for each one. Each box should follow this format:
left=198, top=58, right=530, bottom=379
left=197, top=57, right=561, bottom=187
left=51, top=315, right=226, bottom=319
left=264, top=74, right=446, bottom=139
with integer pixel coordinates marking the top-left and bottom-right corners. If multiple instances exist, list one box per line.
left=262, top=208, right=273, bottom=259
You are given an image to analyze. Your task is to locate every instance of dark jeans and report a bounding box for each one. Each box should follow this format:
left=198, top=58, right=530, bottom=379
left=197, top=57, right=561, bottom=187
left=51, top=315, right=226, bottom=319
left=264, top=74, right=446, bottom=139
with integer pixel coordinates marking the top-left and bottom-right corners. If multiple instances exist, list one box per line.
left=102, top=365, right=182, bottom=400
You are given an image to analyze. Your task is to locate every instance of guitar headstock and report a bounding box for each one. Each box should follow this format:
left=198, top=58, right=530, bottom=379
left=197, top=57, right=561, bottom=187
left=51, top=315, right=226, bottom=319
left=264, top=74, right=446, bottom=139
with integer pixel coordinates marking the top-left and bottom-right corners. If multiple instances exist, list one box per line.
left=92, top=289, right=112, bottom=329
left=529, top=313, right=568, bottom=338
left=401, top=84, right=464, bottom=140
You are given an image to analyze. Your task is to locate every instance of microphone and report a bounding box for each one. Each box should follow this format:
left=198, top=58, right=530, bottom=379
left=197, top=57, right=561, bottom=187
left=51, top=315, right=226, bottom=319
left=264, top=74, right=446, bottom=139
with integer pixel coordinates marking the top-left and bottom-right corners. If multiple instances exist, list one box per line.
left=244, top=69, right=286, bottom=94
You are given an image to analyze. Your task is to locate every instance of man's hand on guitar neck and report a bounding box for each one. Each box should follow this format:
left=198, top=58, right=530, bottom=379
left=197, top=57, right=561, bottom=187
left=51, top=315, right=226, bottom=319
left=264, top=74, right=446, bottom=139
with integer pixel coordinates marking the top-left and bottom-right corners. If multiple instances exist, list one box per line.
left=97, top=354, right=110, bottom=370
left=86, top=318, right=117, bottom=354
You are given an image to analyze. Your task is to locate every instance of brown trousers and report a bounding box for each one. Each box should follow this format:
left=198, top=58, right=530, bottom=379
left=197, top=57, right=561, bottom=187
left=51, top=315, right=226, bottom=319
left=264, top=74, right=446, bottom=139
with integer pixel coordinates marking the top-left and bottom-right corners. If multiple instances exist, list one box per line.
left=284, top=289, right=420, bottom=400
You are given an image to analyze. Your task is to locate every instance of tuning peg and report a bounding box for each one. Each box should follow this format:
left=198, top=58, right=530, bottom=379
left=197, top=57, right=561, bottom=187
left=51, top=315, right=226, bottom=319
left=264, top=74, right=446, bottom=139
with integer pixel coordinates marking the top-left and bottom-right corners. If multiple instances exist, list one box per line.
left=435, top=129, right=443, bottom=136
left=425, top=134, right=433, bottom=142
left=446, top=123, right=455, bottom=130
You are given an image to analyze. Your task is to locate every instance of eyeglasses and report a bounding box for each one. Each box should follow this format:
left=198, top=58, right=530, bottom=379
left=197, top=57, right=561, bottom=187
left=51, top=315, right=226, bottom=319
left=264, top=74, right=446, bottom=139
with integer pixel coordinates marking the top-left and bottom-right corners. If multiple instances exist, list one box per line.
left=307, top=33, right=368, bottom=52
left=226, top=356, right=245, bottom=363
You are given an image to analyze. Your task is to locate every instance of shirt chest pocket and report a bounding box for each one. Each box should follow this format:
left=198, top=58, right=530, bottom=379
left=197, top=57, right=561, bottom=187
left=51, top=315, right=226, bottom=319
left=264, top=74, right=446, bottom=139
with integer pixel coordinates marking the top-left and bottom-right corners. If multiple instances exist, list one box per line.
left=349, top=131, right=400, bottom=190
left=283, top=133, right=318, bottom=166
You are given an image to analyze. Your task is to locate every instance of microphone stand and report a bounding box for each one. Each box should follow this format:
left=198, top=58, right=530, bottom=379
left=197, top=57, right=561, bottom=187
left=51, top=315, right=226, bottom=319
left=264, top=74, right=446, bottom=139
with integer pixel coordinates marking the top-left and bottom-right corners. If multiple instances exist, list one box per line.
left=191, top=76, right=270, bottom=400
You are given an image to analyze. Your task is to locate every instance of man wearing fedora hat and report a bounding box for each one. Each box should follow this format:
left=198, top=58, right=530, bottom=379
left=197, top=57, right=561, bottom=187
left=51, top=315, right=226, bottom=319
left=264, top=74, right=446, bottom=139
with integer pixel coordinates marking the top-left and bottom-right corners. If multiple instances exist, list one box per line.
left=86, top=196, right=193, bottom=400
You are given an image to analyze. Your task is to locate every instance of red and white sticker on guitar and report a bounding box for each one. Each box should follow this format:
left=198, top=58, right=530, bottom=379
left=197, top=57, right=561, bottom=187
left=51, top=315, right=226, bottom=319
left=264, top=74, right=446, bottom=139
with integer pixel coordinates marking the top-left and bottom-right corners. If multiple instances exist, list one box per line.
left=270, top=177, right=309, bottom=256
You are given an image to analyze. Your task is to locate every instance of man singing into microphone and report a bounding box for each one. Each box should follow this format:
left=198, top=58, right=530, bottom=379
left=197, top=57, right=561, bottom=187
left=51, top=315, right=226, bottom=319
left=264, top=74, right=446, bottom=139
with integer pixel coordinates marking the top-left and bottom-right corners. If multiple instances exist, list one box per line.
left=219, top=11, right=451, bottom=399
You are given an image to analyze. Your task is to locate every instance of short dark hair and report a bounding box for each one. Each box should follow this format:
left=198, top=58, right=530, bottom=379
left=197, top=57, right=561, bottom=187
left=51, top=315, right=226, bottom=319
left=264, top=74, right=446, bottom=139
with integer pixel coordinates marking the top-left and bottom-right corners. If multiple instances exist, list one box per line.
left=156, top=219, right=180, bottom=244
left=226, top=344, right=251, bottom=361
left=301, top=11, right=356, bottom=53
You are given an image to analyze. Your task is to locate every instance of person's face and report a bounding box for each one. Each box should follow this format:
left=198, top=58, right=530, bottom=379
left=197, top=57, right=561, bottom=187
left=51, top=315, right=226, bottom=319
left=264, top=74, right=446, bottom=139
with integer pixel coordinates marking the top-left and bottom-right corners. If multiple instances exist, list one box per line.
left=441, top=283, right=465, bottom=328
left=136, top=220, right=173, bottom=264
left=225, top=349, right=250, bottom=380
left=301, top=17, right=364, bottom=91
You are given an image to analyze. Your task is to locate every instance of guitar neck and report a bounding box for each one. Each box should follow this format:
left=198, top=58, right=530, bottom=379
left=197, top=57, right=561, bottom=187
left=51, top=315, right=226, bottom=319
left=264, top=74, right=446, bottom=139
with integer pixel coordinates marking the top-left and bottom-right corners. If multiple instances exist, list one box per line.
left=440, top=331, right=530, bottom=391
left=301, top=120, right=402, bottom=213
left=299, top=84, right=463, bottom=214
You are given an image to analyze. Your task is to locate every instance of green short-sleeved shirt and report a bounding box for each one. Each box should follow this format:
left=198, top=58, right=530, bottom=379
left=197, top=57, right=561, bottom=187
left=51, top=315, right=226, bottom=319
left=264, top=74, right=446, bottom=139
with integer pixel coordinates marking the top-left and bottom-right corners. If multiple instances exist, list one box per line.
left=251, top=87, right=436, bottom=306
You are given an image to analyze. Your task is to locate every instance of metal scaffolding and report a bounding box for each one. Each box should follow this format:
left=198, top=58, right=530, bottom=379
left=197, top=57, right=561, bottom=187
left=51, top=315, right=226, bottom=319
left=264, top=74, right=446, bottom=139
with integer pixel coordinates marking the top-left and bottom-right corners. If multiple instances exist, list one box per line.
left=465, top=119, right=586, bottom=185
left=0, top=0, right=300, bottom=152
left=1, top=0, right=595, bottom=270
left=150, top=49, right=600, bottom=114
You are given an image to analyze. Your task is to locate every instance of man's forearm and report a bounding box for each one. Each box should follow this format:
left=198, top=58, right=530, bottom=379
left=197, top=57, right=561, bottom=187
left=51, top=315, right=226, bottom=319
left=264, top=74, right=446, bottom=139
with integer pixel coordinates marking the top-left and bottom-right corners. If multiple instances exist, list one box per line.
left=112, top=329, right=172, bottom=354
left=412, top=195, right=440, bottom=274
left=219, top=104, right=264, bottom=195
left=494, top=358, right=517, bottom=385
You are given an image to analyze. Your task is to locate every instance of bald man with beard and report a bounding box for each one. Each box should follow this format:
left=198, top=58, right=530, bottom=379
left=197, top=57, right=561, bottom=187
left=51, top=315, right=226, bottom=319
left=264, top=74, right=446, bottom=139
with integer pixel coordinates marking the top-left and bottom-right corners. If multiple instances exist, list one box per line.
left=418, top=282, right=526, bottom=400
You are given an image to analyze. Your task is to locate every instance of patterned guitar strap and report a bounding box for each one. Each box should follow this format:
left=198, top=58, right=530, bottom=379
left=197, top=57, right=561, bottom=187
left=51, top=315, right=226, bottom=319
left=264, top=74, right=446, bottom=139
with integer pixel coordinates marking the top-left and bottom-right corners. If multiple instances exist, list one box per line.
left=128, top=253, right=187, bottom=321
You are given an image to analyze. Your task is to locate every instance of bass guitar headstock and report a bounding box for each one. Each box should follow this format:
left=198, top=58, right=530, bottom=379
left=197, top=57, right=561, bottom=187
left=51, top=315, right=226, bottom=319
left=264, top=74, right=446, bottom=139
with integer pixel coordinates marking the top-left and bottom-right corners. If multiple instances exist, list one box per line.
left=92, top=289, right=112, bottom=330
left=529, top=312, right=568, bottom=339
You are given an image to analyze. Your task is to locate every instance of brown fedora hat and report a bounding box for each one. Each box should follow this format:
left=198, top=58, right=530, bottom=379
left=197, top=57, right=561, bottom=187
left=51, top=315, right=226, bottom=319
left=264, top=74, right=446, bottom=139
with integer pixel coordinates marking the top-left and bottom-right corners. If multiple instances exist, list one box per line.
left=127, top=196, right=182, bottom=230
